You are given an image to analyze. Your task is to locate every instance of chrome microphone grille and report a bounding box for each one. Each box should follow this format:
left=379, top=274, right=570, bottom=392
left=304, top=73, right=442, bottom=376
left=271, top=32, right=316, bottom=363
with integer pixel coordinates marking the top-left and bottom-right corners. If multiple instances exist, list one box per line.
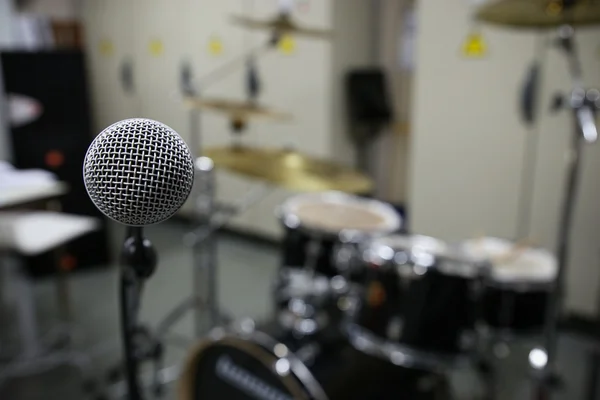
left=83, top=118, right=195, bottom=226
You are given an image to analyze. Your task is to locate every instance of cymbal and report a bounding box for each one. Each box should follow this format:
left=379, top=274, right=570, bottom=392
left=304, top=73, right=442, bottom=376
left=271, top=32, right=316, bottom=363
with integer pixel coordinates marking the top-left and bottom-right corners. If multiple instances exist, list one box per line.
left=476, top=0, right=600, bottom=28
left=184, top=97, right=292, bottom=121
left=204, top=146, right=373, bottom=194
left=231, top=14, right=333, bottom=39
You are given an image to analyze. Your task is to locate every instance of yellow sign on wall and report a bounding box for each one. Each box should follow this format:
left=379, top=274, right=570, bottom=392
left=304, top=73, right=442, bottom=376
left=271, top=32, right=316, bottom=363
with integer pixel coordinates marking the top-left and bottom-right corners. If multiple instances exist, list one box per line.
left=208, top=36, right=223, bottom=56
left=462, top=32, right=487, bottom=58
left=149, top=39, right=164, bottom=56
left=278, top=34, right=296, bottom=55
left=99, top=39, right=114, bottom=57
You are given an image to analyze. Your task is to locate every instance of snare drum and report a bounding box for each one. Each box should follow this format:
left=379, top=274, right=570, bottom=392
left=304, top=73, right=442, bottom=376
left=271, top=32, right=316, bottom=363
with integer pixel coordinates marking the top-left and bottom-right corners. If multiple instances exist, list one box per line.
left=345, top=234, right=482, bottom=371
left=462, top=237, right=557, bottom=335
left=278, top=191, right=401, bottom=277
left=179, top=320, right=450, bottom=400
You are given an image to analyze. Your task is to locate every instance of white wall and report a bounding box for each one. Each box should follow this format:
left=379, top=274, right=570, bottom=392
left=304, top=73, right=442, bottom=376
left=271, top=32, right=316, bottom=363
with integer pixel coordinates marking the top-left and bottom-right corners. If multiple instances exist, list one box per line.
left=82, top=0, right=373, bottom=240
left=410, top=0, right=600, bottom=316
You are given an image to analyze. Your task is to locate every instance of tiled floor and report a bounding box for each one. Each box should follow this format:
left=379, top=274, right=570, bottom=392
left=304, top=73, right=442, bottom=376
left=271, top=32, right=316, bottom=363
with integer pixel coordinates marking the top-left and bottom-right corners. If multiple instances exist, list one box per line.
left=0, top=221, right=598, bottom=400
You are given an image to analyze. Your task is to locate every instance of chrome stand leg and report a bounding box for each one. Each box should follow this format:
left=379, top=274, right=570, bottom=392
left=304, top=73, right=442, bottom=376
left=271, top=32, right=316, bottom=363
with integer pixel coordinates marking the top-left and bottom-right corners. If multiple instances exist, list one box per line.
left=193, top=157, right=219, bottom=335
left=10, top=256, right=40, bottom=359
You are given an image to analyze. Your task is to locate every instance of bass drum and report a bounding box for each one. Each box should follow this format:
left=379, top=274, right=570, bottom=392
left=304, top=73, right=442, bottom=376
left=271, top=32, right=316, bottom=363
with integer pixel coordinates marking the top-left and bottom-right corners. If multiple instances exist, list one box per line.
left=179, top=320, right=452, bottom=400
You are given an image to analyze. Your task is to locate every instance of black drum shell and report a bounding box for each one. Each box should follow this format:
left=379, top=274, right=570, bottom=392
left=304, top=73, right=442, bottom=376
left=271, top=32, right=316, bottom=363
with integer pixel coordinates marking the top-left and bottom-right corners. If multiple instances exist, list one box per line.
left=181, top=322, right=450, bottom=400
left=480, top=283, right=550, bottom=333
left=352, top=263, right=478, bottom=356
left=281, top=225, right=341, bottom=277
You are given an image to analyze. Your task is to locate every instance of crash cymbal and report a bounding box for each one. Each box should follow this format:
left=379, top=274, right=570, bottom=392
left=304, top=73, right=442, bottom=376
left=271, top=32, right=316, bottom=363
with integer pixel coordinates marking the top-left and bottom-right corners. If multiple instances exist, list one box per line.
left=231, top=13, right=333, bottom=39
left=184, top=97, right=292, bottom=121
left=476, top=0, right=600, bottom=29
left=204, top=146, right=373, bottom=194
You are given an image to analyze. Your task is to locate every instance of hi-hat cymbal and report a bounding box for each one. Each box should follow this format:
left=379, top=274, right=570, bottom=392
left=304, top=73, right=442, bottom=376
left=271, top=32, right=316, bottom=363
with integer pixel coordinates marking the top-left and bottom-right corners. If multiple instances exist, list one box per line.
left=184, top=97, right=292, bottom=121
left=204, top=146, right=373, bottom=194
left=476, top=0, right=600, bottom=28
left=231, top=14, right=333, bottom=39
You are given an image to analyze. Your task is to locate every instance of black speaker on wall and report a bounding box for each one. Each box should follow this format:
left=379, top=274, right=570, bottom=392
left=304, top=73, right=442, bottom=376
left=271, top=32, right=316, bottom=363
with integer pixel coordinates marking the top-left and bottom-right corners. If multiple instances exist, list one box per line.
left=1, top=50, right=110, bottom=277
left=345, top=68, right=393, bottom=128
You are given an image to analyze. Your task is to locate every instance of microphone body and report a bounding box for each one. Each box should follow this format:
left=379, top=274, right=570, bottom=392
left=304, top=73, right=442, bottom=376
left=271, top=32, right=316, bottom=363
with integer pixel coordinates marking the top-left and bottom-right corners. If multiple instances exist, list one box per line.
left=83, top=118, right=194, bottom=400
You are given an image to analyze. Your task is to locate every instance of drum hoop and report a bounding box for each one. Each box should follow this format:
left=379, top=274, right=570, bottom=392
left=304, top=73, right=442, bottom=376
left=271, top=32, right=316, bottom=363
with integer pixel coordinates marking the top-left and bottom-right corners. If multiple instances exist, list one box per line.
left=461, top=237, right=558, bottom=283
left=363, top=234, right=481, bottom=277
left=179, top=330, right=329, bottom=400
left=343, top=322, right=472, bottom=373
left=485, top=277, right=555, bottom=292
left=277, top=191, right=401, bottom=238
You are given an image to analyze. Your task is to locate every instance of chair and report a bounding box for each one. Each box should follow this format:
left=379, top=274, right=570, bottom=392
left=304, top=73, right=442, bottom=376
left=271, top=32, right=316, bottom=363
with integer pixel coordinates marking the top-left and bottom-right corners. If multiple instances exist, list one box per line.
left=0, top=211, right=101, bottom=393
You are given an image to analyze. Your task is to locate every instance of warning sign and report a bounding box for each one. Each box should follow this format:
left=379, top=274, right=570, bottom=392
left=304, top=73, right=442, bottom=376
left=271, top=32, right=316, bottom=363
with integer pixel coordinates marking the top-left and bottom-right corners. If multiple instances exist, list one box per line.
left=208, top=36, right=223, bottom=56
left=278, top=34, right=296, bottom=55
left=461, top=32, right=487, bottom=58
left=99, top=39, right=114, bottom=57
left=149, top=39, right=164, bottom=56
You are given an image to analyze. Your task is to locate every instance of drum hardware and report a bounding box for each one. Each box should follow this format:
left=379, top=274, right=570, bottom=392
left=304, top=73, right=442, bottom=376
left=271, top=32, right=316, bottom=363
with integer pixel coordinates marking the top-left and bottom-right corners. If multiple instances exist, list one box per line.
left=343, top=322, right=474, bottom=373
left=539, top=24, right=599, bottom=392
left=275, top=193, right=401, bottom=336
left=180, top=318, right=452, bottom=400
left=463, top=237, right=558, bottom=343
left=184, top=97, right=293, bottom=137
left=339, top=234, right=483, bottom=375
left=204, top=146, right=375, bottom=194
left=475, top=0, right=600, bottom=28
left=276, top=238, right=336, bottom=337
left=474, top=9, right=599, bottom=390
left=179, top=322, right=331, bottom=400
left=230, top=12, right=334, bottom=40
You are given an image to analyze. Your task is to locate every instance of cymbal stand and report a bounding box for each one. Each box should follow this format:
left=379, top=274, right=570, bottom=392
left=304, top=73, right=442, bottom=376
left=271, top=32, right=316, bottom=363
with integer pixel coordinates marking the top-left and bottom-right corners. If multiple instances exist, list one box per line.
left=533, top=24, right=599, bottom=397
left=152, top=34, right=280, bottom=342
left=181, top=34, right=279, bottom=333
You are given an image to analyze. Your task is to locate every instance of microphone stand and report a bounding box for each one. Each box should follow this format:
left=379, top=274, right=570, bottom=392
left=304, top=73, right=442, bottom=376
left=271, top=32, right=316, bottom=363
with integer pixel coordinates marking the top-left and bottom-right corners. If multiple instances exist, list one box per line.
left=533, top=24, right=598, bottom=399
left=120, top=226, right=157, bottom=400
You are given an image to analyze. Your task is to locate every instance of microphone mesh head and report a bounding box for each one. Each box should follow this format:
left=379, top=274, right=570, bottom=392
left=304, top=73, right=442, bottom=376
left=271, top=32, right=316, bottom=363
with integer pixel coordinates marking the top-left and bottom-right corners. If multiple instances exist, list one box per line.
left=83, top=118, right=195, bottom=226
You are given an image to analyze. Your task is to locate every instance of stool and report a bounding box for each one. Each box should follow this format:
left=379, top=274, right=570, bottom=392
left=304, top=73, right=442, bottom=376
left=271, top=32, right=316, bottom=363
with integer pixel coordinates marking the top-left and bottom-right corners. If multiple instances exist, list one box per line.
left=0, top=211, right=101, bottom=392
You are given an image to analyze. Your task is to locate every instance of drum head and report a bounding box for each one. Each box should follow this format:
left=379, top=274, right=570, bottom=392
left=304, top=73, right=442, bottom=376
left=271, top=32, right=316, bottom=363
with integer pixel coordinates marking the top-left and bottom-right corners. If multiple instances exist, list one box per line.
left=279, top=191, right=400, bottom=237
left=462, top=237, right=557, bottom=284
left=180, top=331, right=327, bottom=400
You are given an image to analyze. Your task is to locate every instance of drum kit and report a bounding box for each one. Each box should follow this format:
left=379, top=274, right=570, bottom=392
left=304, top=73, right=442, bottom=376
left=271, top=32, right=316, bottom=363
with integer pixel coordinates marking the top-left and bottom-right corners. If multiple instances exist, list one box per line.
left=171, top=0, right=600, bottom=399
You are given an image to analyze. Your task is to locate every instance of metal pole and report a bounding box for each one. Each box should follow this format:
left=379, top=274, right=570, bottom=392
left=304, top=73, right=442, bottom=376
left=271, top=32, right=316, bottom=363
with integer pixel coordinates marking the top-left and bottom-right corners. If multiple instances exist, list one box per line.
left=542, top=121, right=584, bottom=373
left=192, top=158, right=218, bottom=334
left=537, top=24, right=598, bottom=392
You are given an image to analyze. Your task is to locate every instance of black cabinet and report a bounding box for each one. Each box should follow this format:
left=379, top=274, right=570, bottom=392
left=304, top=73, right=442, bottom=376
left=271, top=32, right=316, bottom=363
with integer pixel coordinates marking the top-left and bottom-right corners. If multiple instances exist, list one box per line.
left=1, top=51, right=111, bottom=276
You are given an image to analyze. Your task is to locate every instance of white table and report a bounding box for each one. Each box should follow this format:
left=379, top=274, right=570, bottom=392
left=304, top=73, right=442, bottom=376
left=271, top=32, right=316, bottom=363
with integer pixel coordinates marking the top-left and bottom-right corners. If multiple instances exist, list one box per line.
left=0, top=182, right=69, bottom=210
left=0, top=181, right=73, bottom=361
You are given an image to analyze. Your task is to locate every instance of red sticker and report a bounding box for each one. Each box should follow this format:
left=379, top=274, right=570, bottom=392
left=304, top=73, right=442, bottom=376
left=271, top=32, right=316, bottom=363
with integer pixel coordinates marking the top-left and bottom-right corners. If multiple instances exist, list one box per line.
left=60, top=254, right=77, bottom=271
left=45, top=150, right=64, bottom=169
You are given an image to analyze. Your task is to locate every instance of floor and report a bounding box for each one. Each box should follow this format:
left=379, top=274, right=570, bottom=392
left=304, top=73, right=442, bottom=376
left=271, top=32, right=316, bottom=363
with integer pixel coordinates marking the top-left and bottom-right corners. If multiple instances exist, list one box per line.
left=0, top=221, right=598, bottom=400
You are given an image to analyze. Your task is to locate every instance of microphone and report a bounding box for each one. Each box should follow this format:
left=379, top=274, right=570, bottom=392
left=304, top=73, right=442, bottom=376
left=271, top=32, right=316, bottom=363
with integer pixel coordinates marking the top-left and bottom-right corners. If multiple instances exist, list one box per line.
left=83, top=118, right=195, bottom=226
left=520, top=62, right=540, bottom=126
left=83, top=118, right=194, bottom=400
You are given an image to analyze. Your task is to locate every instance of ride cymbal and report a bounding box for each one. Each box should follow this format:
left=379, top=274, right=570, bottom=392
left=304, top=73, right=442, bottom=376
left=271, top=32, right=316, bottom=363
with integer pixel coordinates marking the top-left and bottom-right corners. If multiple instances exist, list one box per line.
left=231, top=14, right=333, bottom=39
left=184, top=97, right=292, bottom=121
left=204, top=146, right=373, bottom=194
left=476, top=0, right=600, bottom=29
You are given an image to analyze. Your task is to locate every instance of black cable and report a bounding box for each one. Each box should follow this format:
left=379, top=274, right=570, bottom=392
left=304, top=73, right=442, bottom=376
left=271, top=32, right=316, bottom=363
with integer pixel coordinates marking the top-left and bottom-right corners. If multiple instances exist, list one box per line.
left=120, top=269, right=143, bottom=400
left=515, top=32, right=549, bottom=240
